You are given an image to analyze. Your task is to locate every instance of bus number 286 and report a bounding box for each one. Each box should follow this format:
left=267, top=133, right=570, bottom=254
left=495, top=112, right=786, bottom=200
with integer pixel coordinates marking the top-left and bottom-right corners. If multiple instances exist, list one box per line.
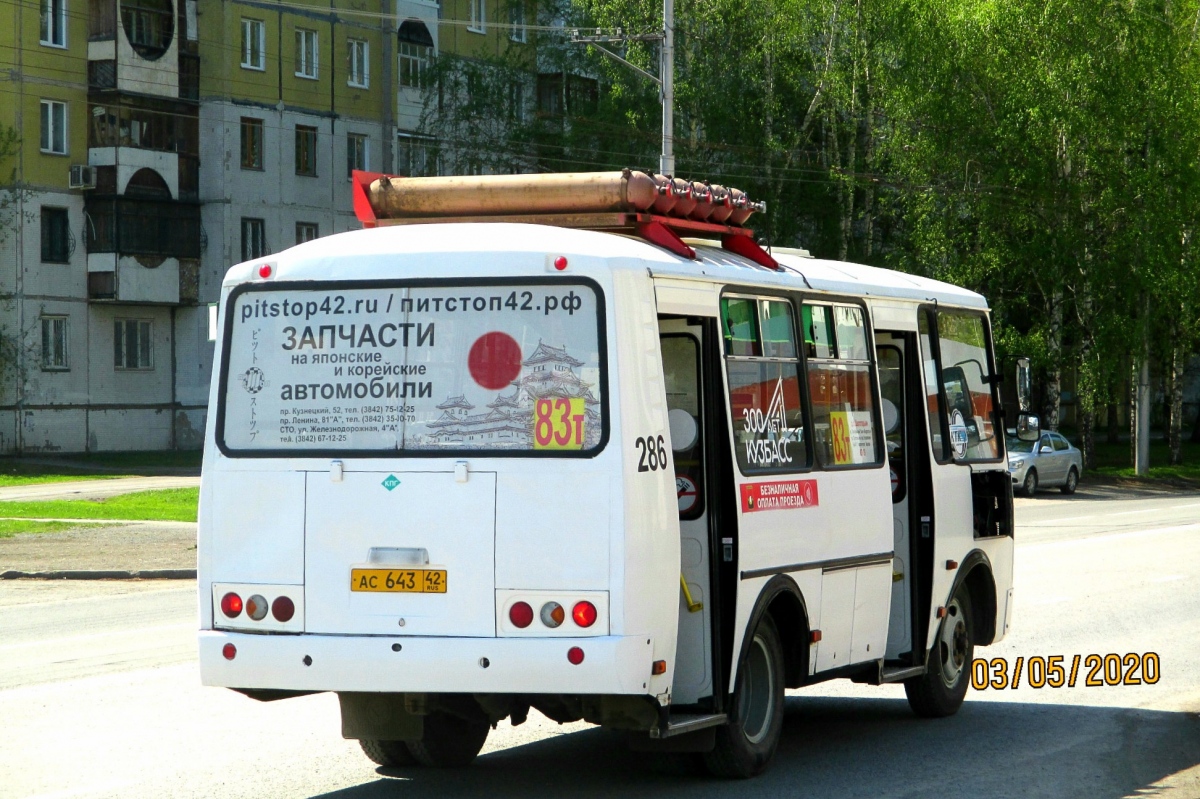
left=635, top=435, right=668, bottom=472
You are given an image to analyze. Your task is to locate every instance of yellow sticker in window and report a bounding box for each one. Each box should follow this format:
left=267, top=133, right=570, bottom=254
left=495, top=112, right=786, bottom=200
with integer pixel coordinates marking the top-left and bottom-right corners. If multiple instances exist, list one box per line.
left=533, top=397, right=586, bottom=450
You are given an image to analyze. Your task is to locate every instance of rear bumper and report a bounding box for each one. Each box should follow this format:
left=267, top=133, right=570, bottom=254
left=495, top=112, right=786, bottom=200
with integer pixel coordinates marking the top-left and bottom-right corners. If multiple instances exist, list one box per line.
left=199, top=631, right=655, bottom=695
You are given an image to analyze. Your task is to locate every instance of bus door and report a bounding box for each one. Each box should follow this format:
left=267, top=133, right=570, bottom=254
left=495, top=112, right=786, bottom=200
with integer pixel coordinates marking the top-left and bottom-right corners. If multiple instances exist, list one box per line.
left=876, top=331, right=934, bottom=666
left=659, top=319, right=716, bottom=706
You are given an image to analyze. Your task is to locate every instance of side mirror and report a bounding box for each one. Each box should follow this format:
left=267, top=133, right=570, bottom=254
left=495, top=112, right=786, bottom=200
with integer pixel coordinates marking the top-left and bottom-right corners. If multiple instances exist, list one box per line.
left=1017, top=412, right=1040, bottom=442
left=1040, top=444, right=1053, bottom=454
left=1016, top=357, right=1031, bottom=412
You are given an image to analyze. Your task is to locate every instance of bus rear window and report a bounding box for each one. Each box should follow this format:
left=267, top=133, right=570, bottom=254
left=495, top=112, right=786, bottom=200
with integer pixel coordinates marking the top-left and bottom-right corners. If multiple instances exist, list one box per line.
left=217, top=280, right=606, bottom=456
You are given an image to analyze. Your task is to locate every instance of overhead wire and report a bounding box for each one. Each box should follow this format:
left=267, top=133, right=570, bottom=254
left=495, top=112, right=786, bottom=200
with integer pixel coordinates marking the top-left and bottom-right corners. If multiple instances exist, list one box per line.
left=0, top=0, right=1032, bottom=202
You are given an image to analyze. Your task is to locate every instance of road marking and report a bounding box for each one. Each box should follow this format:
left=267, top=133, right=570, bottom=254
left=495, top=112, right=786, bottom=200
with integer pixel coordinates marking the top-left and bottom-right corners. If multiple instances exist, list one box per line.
left=0, top=622, right=191, bottom=652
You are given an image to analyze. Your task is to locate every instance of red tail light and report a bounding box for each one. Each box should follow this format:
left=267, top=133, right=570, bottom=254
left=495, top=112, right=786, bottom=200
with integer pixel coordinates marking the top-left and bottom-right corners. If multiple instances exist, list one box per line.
left=272, top=596, right=295, bottom=622
left=509, top=601, right=534, bottom=629
left=572, top=601, right=597, bottom=628
left=567, top=646, right=585, bottom=665
left=220, top=592, right=243, bottom=618
left=222, top=643, right=237, bottom=660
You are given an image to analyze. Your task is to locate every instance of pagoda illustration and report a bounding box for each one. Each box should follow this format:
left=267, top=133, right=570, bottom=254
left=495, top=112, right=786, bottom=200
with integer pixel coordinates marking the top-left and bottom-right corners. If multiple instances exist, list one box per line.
left=420, top=341, right=601, bottom=449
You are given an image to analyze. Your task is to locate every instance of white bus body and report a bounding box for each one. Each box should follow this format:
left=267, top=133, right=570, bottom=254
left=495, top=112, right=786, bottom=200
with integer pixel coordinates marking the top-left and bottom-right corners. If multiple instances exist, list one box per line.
left=199, top=222, right=1014, bottom=776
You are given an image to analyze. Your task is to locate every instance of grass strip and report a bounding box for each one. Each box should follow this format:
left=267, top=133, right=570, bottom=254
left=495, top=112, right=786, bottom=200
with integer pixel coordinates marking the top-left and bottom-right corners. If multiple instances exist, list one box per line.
left=0, top=520, right=106, bottom=539
left=0, top=488, right=199, bottom=522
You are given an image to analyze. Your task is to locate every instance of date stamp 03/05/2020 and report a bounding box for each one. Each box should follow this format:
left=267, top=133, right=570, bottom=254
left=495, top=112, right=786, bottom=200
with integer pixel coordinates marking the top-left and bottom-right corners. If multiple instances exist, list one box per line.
left=972, top=653, right=1161, bottom=691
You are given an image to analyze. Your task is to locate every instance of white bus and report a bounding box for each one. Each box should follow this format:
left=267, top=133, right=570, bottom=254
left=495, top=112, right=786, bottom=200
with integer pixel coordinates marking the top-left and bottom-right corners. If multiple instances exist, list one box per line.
left=199, top=175, right=1020, bottom=778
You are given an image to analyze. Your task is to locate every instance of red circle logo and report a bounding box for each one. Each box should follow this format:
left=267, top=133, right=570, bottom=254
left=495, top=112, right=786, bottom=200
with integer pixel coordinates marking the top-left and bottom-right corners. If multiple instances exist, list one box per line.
left=468, top=332, right=523, bottom=389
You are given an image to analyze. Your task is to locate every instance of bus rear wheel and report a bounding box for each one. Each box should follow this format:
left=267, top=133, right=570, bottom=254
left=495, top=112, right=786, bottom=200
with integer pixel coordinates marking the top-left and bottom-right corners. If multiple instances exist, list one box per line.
left=904, top=589, right=974, bottom=718
left=405, top=711, right=490, bottom=768
left=359, top=739, right=417, bottom=767
left=704, top=614, right=785, bottom=779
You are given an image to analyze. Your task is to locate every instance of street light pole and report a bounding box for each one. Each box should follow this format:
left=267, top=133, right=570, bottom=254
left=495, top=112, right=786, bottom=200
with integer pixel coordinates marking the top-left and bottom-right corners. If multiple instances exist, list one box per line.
left=569, top=2, right=674, bottom=174
left=660, top=0, right=674, bottom=175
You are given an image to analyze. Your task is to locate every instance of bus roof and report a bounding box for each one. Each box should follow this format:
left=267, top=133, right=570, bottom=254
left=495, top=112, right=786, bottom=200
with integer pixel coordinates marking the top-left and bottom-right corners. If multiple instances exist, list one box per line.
left=233, top=222, right=988, bottom=311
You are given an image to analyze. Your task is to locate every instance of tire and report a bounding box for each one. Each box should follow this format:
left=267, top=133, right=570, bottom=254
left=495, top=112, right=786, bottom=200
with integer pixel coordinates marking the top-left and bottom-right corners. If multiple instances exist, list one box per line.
left=704, top=614, right=786, bottom=779
left=1061, top=467, right=1078, bottom=495
left=905, top=588, right=974, bottom=718
left=1021, top=469, right=1038, bottom=497
left=405, top=711, right=490, bottom=768
left=359, top=739, right=418, bottom=767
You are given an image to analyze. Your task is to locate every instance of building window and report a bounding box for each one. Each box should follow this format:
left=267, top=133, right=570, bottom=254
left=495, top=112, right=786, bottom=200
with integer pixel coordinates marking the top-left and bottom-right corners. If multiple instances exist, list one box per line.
left=295, top=125, right=317, bottom=176
left=399, top=42, right=431, bottom=88
left=242, top=218, right=267, bottom=260
left=241, top=19, right=265, bottom=70
left=41, top=316, right=68, bottom=370
left=468, top=0, right=486, bottom=32
left=40, top=100, right=67, bottom=154
left=397, top=21, right=433, bottom=90
left=40, top=0, right=66, bottom=47
left=122, top=0, right=173, bottom=59
left=41, top=207, right=70, bottom=263
left=398, top=134, right=437, bottom=177
left=348, top=39, right=369, bottom=87
left=296, top=222, right=318, bottom=244
left=509, top=2, right=526, bottom=43
left=114, top=319, right=153, bottom=371
left=295, top=28, right=319, bottom=79
left=240, top=117, right=263, bottom=170
left=508, top=80, right=525, bottom=123
left=347, top=133, right=367, bottom=177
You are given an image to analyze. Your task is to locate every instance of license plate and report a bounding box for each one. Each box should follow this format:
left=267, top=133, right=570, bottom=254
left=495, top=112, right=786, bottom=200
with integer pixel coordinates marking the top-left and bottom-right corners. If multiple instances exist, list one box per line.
left=351, top=568, right=447, bottom=593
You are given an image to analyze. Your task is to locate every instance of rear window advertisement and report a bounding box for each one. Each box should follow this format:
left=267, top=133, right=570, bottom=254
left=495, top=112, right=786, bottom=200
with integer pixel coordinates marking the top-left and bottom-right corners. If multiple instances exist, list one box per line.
left=219, top=283, right=604, bottom=454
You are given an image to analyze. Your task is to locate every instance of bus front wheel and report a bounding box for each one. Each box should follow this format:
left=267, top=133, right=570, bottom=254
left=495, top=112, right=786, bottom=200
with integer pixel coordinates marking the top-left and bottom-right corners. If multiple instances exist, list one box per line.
left=904, top=588, right=974, bottom=718
left=705, top=614, right=785, bottom=779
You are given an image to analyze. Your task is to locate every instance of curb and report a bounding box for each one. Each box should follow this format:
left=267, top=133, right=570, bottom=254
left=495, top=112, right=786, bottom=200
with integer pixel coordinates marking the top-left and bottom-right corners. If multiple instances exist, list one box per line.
left=0, top=569, right=196, bottom=580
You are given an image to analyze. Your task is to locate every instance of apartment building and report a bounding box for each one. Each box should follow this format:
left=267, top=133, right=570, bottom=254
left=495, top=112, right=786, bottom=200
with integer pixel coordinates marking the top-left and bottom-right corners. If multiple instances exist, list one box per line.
left=0, top=0, right=202, bottom=452
left=0, top=0, right=533, bottom=453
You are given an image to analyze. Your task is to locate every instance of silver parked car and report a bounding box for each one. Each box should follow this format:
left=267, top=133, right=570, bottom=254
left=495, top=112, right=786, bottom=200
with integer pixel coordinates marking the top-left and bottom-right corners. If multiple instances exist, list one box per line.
left=1008, top=430, right=1083, bottom=496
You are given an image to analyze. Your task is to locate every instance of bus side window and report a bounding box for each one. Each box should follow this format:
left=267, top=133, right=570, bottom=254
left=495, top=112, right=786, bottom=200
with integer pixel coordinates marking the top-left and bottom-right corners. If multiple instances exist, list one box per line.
left=805, top=303, right=881, bottom=468
left=723, top=295, right=809, bottom=474
left=722, top=297, right=761, bottom=357
left=801, top=304, right=835, bottom=359
left=936, top=310, right=1000, bottom=461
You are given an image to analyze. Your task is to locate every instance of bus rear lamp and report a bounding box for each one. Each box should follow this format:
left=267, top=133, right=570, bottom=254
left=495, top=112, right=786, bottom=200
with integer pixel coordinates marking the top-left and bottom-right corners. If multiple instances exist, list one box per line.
left=245, top=594, right=269, bottom=621
left=553, top=256, right=568, bottom=271
left=272, top=595, right=295, bottom=623
left=220, top=592, right=243, bottom=618
left=567, top=647, right=585, bottom=665
left=572, top=601, right=597, bottom=628
left=222, top=643, right=237, bottom=661
left=652, top=660, right=667, bottom=675
left=540, top=602, right=565, bottom=628
left=258, top=264, right=272, bottom=279
left=509, top=601, right=534, bottom=629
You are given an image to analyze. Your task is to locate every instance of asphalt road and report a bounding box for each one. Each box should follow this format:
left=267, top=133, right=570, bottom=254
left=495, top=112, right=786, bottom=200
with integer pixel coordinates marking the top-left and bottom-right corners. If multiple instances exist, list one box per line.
left=1, top=485, right=1198, bottom=799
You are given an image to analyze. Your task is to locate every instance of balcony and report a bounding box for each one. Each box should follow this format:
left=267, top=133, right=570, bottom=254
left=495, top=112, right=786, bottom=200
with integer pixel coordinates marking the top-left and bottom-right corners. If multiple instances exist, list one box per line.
left=85, top=196, right=201, bottom=261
